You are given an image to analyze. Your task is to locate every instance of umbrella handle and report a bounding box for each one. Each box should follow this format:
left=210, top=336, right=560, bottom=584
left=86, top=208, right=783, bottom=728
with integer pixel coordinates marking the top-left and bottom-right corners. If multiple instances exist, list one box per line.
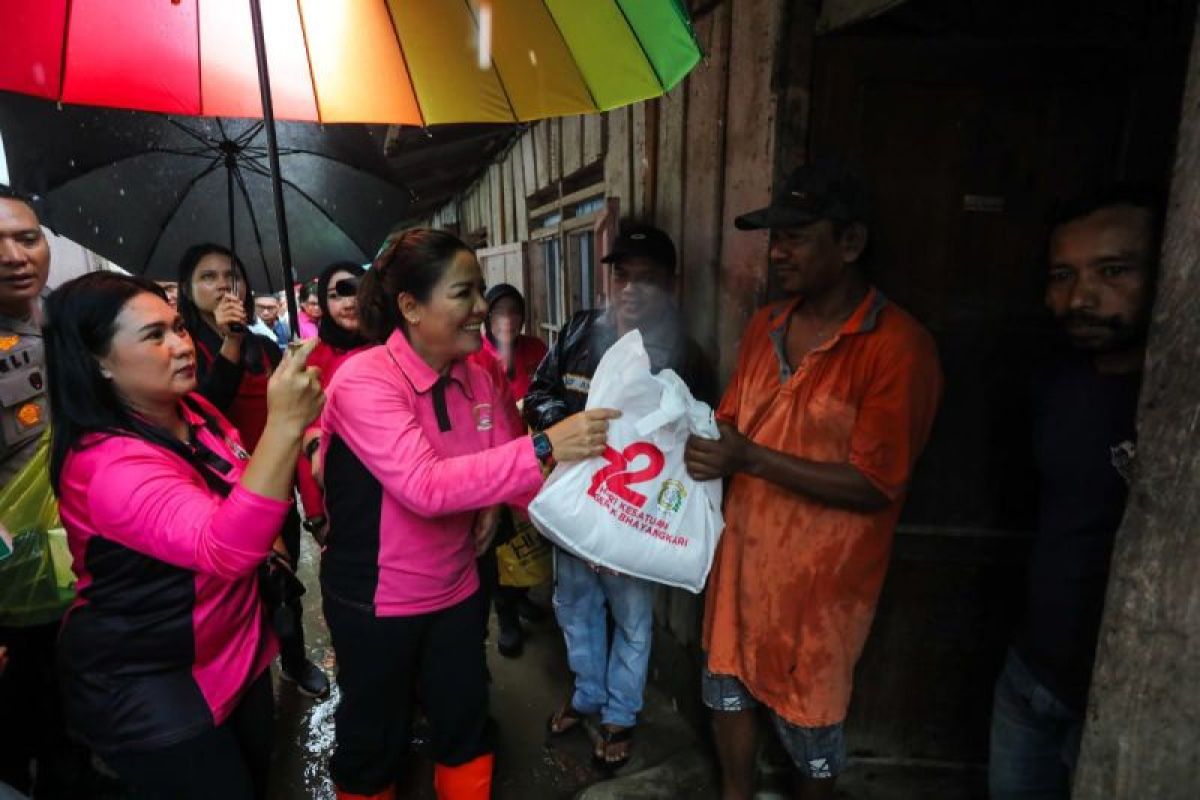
left=227, top=269, right=247, bottom=334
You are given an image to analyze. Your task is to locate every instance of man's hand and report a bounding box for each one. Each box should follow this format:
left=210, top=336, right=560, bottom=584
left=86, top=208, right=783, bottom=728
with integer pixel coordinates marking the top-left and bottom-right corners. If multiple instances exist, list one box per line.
left=473, top=506, right=503, bottom=556
left=685, top=421, right=754, bottom=481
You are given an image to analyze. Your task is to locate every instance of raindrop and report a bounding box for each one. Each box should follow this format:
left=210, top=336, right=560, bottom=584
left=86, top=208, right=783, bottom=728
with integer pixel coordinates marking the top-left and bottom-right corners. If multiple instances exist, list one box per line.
left=68, top=158, right=76, bottom=167
left=93, top=226, right=100, bottom=234
left=117, top=236, right=124, bottom=245
left=528, top=50, right=539, bottom=67
left=118, top=188, right=126, bottom=196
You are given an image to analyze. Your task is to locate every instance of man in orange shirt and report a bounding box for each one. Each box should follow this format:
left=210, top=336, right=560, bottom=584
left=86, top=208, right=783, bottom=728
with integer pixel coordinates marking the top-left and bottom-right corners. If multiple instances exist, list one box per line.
left=685, top=160, right=942, bottom=799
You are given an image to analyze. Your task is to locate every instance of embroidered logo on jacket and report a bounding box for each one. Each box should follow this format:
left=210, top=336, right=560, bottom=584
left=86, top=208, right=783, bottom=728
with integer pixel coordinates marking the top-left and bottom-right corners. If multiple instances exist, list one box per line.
left=474, top=403, right=494, bottom=431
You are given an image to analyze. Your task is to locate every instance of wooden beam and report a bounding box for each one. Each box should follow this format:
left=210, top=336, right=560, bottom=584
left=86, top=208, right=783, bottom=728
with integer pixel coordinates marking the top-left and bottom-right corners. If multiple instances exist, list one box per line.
left=1073, top=15, right=1200, bottom=799
left=681, top=0, right=733, bottom=358
left=716, top=0, right=787, bottom=380
left=604, top=107, right=632, bottom=212
left=632, top=102, right=649, bottom=218
left=563, top=114, right=583, bottom=177
left=583, top=113, right=604, bottom=166
left=656, top=85, right=686, bottom=263
left=513, top=145, right=529, bottom=241
left=489, top=164, right=504, bottom=245
left=534, top=121, right=551, bottom=191
left=548, top=117, right=563, bottom=184
left=521, top=133, right=537, bottom=198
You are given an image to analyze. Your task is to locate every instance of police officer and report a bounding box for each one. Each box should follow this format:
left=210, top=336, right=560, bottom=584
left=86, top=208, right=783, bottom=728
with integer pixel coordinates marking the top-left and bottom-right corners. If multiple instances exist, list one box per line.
left=0, top=187, right=49, bottom=487
left=0, top=186, right=107, bottom=798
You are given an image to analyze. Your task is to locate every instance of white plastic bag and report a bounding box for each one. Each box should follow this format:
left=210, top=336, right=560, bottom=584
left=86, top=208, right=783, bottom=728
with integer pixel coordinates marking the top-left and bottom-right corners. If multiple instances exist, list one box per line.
left=528, top=330, right=724, bottom=593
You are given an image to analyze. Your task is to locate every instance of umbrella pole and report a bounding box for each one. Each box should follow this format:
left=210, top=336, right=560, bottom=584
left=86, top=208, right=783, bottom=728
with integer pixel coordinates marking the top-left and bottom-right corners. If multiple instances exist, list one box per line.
left=248, top=0, right=301, bottom=341
left=226, top=164, right=236, bottom=267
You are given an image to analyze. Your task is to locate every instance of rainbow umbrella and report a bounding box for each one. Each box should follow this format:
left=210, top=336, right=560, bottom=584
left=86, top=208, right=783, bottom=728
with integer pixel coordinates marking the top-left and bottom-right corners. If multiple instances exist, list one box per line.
left=0, top=0, right=701, bottom=124
left=0, top=0, right=701, bottom=334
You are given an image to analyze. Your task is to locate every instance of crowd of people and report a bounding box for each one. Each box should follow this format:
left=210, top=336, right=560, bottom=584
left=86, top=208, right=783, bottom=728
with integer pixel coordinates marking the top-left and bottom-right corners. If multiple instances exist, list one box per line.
left=0, top=155, right=1161, bottom=800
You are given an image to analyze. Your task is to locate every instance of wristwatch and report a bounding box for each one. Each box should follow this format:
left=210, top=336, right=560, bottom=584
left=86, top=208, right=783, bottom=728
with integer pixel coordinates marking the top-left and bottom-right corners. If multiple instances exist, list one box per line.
left=531, top=431, right=554, bottom=465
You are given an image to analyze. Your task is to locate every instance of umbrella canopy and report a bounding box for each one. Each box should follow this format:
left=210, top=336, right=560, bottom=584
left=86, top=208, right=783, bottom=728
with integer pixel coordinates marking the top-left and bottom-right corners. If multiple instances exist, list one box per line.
left=0, top=93, right=412, bottom=291
left=0, top=0, right=702, bottom=125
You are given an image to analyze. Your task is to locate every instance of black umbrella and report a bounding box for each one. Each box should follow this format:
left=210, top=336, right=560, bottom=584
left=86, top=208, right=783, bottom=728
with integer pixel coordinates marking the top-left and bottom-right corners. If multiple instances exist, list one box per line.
left=0, top=91, right=413, bottom=296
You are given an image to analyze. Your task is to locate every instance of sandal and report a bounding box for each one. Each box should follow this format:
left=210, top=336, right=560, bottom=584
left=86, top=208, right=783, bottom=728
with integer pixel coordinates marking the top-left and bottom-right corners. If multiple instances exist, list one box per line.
left=546, top=701, right=586, bottom=738
left=592, top=725, right=633, bottom=772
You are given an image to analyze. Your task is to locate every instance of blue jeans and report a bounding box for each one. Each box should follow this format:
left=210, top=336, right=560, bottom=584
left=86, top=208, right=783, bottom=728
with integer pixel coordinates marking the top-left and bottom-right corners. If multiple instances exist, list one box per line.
left=553, top=550, right=656, bottom=728
left=989, top=649, right=1083, bottom=800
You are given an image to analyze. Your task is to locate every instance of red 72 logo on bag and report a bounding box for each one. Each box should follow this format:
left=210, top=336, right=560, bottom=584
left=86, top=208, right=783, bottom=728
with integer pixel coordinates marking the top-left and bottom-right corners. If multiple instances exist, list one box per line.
left=587, top=442, right=666, bottom=507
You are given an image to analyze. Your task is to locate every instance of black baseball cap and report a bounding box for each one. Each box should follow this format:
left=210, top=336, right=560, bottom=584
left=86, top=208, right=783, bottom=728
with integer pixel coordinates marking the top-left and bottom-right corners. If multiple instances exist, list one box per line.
left=734, top=158, right=870, bottom=231
left=601, top=224, right=677, bottom=273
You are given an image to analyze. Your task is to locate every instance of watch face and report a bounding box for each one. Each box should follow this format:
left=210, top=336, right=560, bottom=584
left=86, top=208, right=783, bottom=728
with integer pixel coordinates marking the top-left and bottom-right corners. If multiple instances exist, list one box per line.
left=534, top=433, right=552, bottom=459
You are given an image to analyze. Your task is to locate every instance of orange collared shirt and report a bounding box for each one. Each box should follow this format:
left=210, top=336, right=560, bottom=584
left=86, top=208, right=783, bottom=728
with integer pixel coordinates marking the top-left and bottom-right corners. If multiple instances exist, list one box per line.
left=703, top=288, right=942, bottom=726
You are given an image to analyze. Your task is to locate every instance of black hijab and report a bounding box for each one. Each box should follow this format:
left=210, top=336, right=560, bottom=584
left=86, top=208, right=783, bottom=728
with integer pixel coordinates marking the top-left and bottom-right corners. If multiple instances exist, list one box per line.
left=316, top=262, right=368, bottom=352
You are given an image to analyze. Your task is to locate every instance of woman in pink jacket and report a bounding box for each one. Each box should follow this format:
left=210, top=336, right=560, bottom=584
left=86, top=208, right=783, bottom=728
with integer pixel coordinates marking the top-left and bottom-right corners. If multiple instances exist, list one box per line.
left=319, top=229, right=616, bottom=800
left=43, top=272, right=324, bottom=800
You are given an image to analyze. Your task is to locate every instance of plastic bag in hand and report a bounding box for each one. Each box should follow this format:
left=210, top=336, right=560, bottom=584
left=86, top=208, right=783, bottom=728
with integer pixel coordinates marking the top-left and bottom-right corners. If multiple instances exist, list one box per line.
left=528, top=330, right=723, bottom=592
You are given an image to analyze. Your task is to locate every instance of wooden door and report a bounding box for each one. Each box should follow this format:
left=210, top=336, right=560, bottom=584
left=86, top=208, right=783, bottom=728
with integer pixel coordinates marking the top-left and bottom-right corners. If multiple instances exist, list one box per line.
left=805, top=35, right=1184, bottom=763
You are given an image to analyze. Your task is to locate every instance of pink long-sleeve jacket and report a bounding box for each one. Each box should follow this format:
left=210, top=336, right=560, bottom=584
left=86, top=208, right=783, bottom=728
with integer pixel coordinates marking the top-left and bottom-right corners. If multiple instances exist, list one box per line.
left=56, top=395, right=287, bottom=754
left=319, top=328, right=543, bottom=616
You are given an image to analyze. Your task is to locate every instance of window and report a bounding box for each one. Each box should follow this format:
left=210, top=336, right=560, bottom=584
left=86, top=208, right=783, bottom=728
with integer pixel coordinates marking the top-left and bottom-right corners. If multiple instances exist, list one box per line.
left=541, top=237, right=564, bottom=329
left=530, top=185, right=606, bottom=339
left=568, top=229, right=596, bottom=312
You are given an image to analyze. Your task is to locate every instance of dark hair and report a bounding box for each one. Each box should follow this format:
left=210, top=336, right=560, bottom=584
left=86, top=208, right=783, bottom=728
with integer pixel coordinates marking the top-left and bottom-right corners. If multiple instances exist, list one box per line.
left=1050, top=184, right=1163, bottom=236
left=358, top=228, right=472, bottom=344
left=1048, top=184, right=1164, bottom=280
left=175, top=243, right=266, bottom=371
left=483, top=283, right=526, bottom=345
left=0, top=184, right=38, bottom=216
left=316, top=261, right=367, bottom=350
left=43, top=272, right=179, bottom=491
left=300, top=281, right=319, bottom=304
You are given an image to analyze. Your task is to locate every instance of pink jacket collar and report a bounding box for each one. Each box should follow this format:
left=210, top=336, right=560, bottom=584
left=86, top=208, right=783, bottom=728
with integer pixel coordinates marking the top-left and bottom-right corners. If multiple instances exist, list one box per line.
left=385, top=329, right=476, bottom=399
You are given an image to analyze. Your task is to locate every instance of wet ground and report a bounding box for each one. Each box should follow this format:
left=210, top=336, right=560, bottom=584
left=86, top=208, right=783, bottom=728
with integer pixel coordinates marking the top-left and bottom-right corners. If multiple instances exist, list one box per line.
left=266, top=536, right=984, bottom=800
left=267, top=536, right=709, bottom=800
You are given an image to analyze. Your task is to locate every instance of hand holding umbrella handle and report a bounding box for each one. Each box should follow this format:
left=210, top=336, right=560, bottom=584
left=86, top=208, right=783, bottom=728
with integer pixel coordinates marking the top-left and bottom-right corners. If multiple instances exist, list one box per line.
left=215, top=294, right=249, bottom=339
left=227, top=268, right=246, bottom=334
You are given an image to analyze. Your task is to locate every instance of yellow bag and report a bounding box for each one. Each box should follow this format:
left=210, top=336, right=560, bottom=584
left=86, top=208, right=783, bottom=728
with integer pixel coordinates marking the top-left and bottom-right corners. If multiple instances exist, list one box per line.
left=0, top=432, right=75, bottom=626
left=495, top=512, right=552, bottom=588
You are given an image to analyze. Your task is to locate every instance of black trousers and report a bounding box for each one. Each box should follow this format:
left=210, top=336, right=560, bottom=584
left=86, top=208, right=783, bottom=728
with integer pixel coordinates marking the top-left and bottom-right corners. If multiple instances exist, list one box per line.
left=324, top=589, right=491, bottom=795
left=277, top=503, right=307, bottom=670
left=103, top=671, right=275, bottom=800
left=0, top=621, right=94, bottom=798
left=476, top=508, right=527, bottom=633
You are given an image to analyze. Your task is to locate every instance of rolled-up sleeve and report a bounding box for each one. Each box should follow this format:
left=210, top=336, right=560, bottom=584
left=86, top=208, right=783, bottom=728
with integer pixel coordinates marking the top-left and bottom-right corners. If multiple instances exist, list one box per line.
left=86, top=446, right=289, bottom=579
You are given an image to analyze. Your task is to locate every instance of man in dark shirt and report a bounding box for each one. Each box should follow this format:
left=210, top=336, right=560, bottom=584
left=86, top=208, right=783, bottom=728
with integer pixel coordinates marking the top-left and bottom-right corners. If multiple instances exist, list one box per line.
left=989, top=188, right=1161, bottom=799
left=524, top=223, right=716, bottom=769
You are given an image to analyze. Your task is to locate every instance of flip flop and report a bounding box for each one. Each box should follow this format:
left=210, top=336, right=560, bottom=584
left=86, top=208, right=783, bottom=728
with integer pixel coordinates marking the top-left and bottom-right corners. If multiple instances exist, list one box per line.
left=593, top=725, right=633, bottom=772
left=546, top=702, right=586, bottom=738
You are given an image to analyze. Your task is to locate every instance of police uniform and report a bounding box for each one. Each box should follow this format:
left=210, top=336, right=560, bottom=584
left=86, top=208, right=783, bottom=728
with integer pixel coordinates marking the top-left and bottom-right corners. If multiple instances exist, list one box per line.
left=0, top=310, right=48, bottom=488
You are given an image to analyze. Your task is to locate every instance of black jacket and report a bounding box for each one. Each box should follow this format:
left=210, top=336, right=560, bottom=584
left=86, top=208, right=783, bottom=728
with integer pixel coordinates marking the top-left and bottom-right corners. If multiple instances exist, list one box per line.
left=523, top=308, right=719, bottom=432
left=189, top=323, right=281, bottom=413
